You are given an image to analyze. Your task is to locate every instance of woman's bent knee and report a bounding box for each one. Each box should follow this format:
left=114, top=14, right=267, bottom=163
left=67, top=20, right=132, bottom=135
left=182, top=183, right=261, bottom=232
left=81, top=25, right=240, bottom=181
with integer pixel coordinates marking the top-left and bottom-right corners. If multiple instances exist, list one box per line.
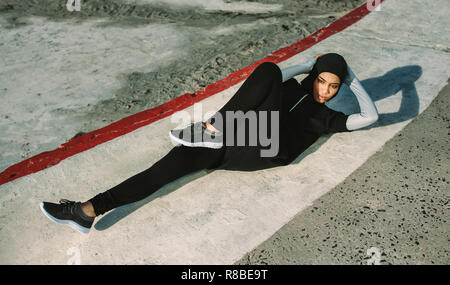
left=254, top=62, right=282, bottom=81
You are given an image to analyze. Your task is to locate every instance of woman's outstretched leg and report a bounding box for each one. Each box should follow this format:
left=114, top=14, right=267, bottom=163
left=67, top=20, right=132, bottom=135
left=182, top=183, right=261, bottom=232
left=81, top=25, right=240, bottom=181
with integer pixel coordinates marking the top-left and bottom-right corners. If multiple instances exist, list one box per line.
left=40, top=145, right=225, bottom=233
left=87, top=145, right=225, bottom=216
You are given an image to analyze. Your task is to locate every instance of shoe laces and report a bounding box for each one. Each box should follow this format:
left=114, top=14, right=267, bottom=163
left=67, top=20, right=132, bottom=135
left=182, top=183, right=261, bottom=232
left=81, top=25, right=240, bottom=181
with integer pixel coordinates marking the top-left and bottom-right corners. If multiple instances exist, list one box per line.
left=59, top=199, right=77, bottom=215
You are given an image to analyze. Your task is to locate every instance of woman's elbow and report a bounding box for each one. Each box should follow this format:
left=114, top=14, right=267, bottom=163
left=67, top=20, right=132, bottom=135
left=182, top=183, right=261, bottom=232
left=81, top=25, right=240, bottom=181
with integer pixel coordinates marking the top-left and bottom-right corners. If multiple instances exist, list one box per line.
left=366, top=111, right=378, bottom=126
left=346, top=112, right=378, bottom=131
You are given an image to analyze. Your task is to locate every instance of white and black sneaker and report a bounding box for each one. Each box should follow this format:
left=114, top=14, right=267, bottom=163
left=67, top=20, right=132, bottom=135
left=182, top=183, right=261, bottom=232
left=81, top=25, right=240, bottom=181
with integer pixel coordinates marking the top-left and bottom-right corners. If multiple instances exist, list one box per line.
left=169, top=121, right=223, bottom=149
left=40, top=199, right=95, bottom=234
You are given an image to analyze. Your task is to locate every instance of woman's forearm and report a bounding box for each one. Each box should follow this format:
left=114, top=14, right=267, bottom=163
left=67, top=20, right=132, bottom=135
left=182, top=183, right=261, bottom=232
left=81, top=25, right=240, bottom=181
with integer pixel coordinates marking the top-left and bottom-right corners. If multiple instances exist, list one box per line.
left=279, top=57, right=317, bottom=83
left=345, top=66, right=379, bottom=131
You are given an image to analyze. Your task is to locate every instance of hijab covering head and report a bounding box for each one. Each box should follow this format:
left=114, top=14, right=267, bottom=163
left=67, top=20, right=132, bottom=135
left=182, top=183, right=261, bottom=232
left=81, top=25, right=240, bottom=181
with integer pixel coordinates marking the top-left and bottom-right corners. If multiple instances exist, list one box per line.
left=300, top=53, right=348, bottom=96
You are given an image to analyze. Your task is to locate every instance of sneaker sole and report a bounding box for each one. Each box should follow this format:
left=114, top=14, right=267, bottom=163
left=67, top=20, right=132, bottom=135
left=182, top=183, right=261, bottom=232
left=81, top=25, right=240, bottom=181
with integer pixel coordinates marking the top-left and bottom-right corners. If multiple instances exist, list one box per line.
left=169, top=130, right=223, bottom=149
left=39, top=202, right=90, bottom=234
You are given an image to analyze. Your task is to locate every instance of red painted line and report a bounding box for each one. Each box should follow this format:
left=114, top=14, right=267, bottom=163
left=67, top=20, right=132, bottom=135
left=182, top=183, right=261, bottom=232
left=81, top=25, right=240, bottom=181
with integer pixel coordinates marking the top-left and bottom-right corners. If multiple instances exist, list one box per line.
left=0, top=0, right=384, bottom=187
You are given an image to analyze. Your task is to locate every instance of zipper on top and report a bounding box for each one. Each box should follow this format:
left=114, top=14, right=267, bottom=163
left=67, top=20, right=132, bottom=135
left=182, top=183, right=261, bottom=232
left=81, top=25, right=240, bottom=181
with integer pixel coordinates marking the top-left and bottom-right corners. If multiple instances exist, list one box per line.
left=288, top=94, right=309, bottom=113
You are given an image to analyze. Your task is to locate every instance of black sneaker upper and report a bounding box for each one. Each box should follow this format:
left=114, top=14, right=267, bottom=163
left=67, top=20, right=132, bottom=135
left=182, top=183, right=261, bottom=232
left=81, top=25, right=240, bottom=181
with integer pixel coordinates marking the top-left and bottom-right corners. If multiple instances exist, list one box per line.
left=42, top=199, right=94, bottom=229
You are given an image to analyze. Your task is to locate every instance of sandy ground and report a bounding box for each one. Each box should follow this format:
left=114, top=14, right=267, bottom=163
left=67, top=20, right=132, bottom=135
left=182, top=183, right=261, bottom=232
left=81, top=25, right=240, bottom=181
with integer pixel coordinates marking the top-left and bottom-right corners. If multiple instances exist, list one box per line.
left=235, top=79, right=450, bottom=265
left=0, top=0, right=366, bottom=172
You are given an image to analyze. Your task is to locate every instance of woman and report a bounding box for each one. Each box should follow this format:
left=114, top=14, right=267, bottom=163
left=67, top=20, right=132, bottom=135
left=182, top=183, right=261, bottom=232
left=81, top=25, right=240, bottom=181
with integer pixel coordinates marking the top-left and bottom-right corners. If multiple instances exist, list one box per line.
left=40, top=53, right=378, bottom=234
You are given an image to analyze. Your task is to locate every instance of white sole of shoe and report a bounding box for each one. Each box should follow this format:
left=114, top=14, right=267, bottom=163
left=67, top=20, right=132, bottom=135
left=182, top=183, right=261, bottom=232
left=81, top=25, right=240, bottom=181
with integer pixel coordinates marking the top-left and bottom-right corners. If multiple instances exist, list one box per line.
left=39, top=202, right=91, bottom=234
left=169, top=130, right=223, bottom=149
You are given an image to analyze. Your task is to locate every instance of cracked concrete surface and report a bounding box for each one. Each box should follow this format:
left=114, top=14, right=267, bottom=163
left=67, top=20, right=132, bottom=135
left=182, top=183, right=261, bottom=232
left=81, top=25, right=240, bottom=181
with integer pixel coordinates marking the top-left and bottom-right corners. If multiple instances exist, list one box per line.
left=343, top=32, right=450, bottom=52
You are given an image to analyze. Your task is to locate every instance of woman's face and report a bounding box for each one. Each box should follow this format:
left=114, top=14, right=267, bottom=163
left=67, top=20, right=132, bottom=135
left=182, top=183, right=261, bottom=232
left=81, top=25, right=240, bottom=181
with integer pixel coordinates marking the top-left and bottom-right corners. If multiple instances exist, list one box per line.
left=313, top=72, right=341, bottom=103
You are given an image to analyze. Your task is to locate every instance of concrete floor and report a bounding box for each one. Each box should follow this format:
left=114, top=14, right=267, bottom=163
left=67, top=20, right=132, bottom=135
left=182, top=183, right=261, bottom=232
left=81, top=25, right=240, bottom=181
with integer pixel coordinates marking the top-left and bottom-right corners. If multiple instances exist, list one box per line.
left=0, top=0, right=448, bottom=265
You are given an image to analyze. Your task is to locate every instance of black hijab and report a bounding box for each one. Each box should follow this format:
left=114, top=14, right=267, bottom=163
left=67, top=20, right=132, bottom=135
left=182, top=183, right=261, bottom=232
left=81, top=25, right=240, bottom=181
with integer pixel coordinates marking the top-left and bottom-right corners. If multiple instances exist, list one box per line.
left=300, top=53, right=348, bottom=96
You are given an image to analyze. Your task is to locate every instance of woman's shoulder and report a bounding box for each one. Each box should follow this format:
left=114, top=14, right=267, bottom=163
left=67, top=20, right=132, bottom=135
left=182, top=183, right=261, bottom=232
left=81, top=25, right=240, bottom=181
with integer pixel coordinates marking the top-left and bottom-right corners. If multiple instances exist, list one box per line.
left=282, top=77, right=305, bottom=92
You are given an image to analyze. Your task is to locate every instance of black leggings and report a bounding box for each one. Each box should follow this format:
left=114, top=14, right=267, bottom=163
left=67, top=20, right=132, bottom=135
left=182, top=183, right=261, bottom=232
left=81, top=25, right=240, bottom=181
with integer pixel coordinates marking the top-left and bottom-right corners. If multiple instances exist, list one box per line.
left=89, top=62, right=285, bottom=216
